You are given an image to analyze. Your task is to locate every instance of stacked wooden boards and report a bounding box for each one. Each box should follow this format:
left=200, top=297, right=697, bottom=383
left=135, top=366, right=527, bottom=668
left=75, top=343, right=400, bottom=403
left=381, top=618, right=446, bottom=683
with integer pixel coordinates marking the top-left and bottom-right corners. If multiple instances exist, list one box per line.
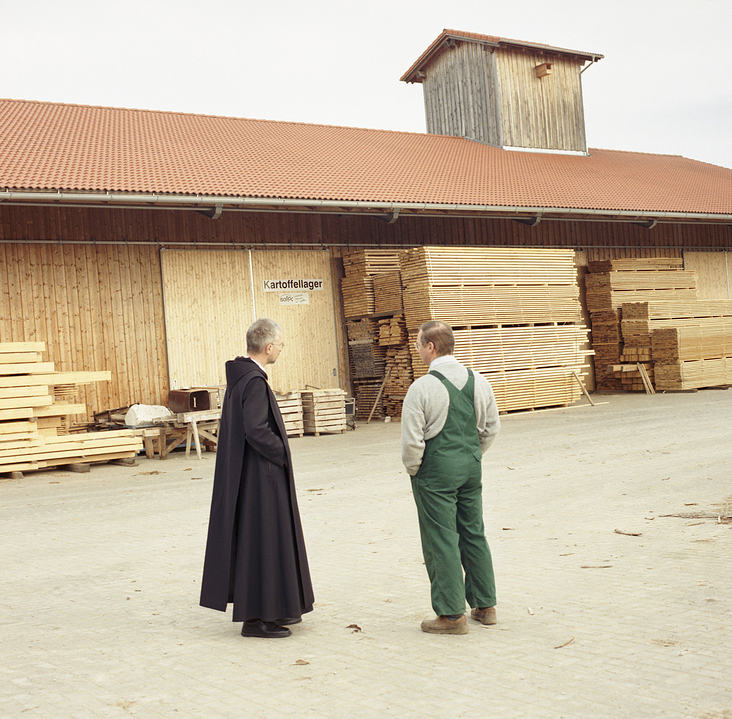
left=585, top=258, right=698, bottom=391
left=627, top=300, right=732, bottom=391
left=275, top=392, right=304, bottom=438
left=0, top=342, right=142, bottom=474
left=400, top=247, right=590, bottom=412
left=301, top=389, right=347, bottom=435
left=342, top=250, right=410, bottom=419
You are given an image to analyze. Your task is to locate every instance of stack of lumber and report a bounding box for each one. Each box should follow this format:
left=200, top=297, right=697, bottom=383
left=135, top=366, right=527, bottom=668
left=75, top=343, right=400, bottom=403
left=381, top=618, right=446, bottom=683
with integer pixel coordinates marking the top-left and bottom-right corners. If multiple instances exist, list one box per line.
left=586, top=258, right=696, bottom=391
left=585, top=260, right=697, bottom=314
left=400, top=247, right=589, bottom=412
left=300, top=389, right=347, bottom=435
left=341, top=250, right=404, bottom=319
left=343, top=250, right=404, bottom=277
left=349, top=340, right=386, bottom=379
left=400, top=247, right=582, bottom=329
left=654, top=358, right=732, bottom=390
left=275, top=391, right=304, bottom=438
left=346, top=318, right=378, bottom=342
left=373, top=271, right=404, bottom=315
left=353, top=380, right=384, bottom=421
left=652, top=320, right=732, bottom=363
left=341, top=275, right=375, bottom=317
left=0, top=342, right=142, bottom=474
left=383, top=346, right=413, bottom=417
left=589, top=309, right=624, bottom=390
left=378, top=315, right=408, bottom=347
left=342, top=251, right=413, bottom=419
left=640, top=300, right=732, bottom=390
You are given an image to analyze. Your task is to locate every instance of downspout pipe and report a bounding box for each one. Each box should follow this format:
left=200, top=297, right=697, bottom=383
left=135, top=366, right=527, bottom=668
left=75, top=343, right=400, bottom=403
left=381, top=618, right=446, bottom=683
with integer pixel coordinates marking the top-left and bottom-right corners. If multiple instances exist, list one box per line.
left=1, top=190, right=732, bottom=224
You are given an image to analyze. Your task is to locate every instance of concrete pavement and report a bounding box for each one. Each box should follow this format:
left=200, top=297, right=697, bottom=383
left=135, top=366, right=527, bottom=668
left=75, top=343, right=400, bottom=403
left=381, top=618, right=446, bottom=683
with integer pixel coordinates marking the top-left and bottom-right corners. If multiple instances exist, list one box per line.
left=1, top=389, right=731, bottom=718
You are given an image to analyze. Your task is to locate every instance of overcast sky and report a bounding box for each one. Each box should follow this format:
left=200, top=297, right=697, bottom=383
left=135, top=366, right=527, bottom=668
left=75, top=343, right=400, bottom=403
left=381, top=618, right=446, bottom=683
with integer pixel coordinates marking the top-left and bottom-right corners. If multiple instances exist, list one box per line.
left=2, top=0, right=730, bottom=169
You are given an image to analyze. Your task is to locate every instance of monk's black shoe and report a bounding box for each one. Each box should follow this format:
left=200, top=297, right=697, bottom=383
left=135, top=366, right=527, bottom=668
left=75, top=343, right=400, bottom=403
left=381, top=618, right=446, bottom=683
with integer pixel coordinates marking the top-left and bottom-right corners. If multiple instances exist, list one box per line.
left=241, top=619, right=291, bottom=638
left=276, top=617, right=302, bottom=625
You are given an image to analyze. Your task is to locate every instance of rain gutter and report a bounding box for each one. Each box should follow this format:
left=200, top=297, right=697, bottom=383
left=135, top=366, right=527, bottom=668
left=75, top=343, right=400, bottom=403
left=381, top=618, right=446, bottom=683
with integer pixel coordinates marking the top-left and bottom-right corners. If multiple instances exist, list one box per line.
left=1, top=190, right=732, bottom=224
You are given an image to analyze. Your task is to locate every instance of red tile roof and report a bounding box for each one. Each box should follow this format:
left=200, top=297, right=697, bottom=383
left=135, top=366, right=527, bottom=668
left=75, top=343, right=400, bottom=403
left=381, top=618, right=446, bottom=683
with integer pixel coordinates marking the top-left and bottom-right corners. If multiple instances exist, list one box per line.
left=401, top=29, right=604, bottom=83
left=1, top=98, right=730, bottom=216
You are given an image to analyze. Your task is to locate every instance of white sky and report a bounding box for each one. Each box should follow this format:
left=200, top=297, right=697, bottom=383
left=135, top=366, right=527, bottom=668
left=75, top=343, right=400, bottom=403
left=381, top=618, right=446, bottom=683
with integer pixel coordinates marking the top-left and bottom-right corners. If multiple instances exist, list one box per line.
left=2, top=0, right=731, bottom=169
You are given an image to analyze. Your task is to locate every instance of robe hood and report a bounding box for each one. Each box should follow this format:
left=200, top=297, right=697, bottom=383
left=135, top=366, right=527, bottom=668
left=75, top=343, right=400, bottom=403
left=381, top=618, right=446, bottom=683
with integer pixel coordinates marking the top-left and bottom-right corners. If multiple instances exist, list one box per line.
left=225, top=356, right=265, bottom=387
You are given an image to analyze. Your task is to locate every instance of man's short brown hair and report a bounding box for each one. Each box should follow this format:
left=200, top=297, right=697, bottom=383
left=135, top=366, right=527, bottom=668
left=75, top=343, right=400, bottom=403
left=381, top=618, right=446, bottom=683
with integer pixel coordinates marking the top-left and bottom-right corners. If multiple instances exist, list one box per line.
left=419, top=321, right=454, bottom=356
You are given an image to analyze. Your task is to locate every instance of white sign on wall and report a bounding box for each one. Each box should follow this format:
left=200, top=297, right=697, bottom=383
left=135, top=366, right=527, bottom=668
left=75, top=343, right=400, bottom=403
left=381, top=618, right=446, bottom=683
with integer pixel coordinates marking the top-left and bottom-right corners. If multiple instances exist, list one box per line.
left=279, top=292, right=310, bottom=305
left=263, top=278, right=323, bottom=292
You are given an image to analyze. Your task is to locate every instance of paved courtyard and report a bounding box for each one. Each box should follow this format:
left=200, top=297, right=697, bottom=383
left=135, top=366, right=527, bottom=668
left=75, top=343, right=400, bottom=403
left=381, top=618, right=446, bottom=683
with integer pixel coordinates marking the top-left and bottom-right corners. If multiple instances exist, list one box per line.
left=1, top=390, right=731, bottom=719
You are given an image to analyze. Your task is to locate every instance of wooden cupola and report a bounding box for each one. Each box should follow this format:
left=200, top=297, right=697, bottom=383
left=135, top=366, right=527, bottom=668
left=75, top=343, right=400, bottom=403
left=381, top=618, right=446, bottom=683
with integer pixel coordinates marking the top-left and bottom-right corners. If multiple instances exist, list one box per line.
left=401, top=30, right=603, bottom=154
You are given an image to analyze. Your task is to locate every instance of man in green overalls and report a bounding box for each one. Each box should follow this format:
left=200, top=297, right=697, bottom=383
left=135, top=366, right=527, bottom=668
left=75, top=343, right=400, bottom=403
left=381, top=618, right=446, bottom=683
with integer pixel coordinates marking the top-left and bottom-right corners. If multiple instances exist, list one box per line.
left=401, top=321, right=501, bottom=634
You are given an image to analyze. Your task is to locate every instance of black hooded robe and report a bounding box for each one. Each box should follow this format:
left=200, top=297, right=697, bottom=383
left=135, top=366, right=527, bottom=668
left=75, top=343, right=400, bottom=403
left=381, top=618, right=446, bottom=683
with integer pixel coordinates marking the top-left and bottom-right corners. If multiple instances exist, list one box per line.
left=200, top=357, right=314, bottom=623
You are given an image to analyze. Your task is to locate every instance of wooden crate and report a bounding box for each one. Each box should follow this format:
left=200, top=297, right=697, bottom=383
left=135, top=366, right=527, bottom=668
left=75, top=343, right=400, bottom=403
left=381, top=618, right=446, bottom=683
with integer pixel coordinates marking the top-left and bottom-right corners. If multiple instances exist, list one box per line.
left=275, top=391, right=304, bottom=438
left=300, top=388, right=347, bottom=435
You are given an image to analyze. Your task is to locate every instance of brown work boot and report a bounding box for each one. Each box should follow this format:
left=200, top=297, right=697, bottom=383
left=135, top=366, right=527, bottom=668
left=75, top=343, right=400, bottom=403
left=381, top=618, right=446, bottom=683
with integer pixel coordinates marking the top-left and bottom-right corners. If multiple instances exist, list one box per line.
left=471, top=607, right=497, bottom=625
left=421, top=615, right=468, bottom=634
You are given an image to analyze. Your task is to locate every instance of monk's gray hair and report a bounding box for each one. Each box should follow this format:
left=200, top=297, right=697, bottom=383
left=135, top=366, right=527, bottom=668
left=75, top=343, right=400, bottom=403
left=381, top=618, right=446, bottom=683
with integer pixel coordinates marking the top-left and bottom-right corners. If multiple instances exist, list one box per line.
left=246, top=318, right=283, bottom=354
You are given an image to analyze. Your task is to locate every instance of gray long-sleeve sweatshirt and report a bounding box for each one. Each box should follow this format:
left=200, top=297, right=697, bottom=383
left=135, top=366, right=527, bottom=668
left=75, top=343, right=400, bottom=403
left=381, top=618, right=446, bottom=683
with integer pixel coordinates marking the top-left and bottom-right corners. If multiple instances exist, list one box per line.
left=400, top=355, right=500, bottom=476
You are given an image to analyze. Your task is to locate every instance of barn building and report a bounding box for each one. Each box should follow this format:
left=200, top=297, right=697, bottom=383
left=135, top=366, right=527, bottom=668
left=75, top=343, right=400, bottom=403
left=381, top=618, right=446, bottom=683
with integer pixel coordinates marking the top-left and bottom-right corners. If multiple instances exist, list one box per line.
left=1, top=29, right=731, bottom=421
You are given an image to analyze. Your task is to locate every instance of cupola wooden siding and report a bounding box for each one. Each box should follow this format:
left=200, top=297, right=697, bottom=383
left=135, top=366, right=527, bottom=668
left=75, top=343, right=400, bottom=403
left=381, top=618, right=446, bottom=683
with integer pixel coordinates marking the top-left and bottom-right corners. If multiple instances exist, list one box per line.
left=410, top=35, right=591, bottom=152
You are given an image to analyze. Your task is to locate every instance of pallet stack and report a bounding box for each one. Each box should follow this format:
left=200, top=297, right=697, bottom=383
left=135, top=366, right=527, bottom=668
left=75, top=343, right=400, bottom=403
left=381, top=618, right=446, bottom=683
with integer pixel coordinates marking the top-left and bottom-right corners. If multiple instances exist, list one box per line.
left=0, top=342, right=142, bottom=475
left=301, top=389, right=347, bottom=435
left=400, top=247, right=590, bottom=412
left=275, top=391, right=304, bottom=438
left=586, top=258, right=698, bottom=391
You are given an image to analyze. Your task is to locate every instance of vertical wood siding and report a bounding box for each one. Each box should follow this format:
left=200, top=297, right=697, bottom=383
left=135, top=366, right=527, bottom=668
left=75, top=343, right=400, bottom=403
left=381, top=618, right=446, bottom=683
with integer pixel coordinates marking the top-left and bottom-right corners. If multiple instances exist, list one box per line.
left=683, top=251, right=732, bottom=299
left=160, top=249, right=341, bottom=395
left=0, top=242, right=167, bottom=416
left=494, top=50, right=586, bottom=151
left=423, top=43, right=501, bottom=145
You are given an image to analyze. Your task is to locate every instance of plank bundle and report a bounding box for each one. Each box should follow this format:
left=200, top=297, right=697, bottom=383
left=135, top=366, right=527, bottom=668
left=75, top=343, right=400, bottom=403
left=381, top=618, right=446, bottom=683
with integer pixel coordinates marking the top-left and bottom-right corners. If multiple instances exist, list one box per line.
left=400, top=247, right=589, bottom=412
left=383, top=346, right=413, bottom=417
left=275, top=391, right=304, bottom=438
left=349, top=340, right=386, bottom=379
left=401, top=247, right=582, bottom=330
left=341, top=275, right=375, bottom=318
left=342, top=250, right=405, bottom=319
left=654, top=358, right=732, bottom=390
left=346, top=318, right=378, bottom=342
left=301, top=389, right=347, bottom=435
left=378, top=315, right=408, bottom=347
left=0, top=342, right=142, bottom=474
left=585, top=259, right=697, bottom=315
left=373, top=271, right=404, bottom=315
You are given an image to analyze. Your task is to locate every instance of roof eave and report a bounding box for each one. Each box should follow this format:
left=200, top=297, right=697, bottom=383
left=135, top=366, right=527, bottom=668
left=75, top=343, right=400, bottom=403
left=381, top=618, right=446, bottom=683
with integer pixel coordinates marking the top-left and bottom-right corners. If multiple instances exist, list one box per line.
left=1, top=190, right=731, bottom=226
left=401, top=30, right=604, bottom=84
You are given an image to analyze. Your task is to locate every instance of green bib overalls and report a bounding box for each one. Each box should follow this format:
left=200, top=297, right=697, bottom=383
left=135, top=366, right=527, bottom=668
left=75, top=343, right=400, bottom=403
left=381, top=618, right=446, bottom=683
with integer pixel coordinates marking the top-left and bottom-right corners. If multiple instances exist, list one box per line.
left=410, top=368, right=496, bottom=616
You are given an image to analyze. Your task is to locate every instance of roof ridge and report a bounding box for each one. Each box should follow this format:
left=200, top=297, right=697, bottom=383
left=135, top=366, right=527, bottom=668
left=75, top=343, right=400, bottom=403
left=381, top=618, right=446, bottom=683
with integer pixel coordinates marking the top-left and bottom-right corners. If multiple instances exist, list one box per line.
left=0, top=97, right=433, bottom=139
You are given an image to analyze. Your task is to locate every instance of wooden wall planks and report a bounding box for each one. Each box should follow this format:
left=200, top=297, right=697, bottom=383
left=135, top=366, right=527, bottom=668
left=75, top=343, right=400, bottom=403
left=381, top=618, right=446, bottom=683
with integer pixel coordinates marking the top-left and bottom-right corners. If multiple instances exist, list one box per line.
left=0, top=242, right=168, bottom=418
left=161, top=249, right=342, bottom=396
left=683, top=251, right=731, bottom=300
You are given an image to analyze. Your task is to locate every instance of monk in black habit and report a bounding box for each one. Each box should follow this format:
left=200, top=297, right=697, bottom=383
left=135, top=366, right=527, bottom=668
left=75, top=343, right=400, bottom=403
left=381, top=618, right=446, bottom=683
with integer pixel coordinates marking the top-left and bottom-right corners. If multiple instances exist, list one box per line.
left=200, top=318, right=314, bottom=638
